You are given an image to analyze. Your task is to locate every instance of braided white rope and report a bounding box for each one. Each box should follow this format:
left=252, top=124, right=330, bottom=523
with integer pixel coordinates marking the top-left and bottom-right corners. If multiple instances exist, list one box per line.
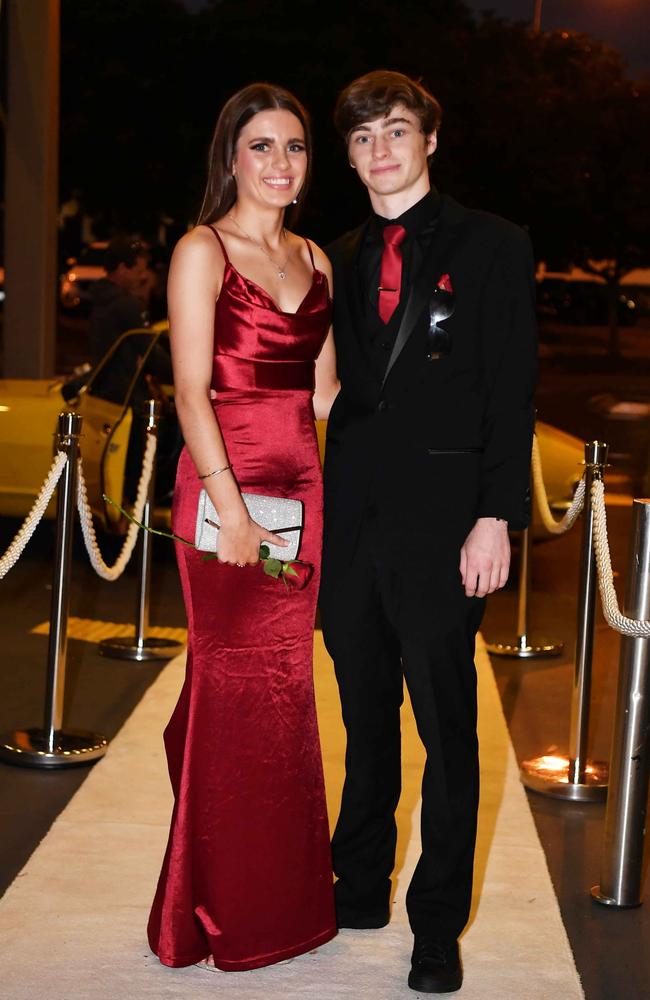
left=591, top=480, right=650, bottom=638
left=76, top=432, right=157, bottom=581
left=0, top=451, right=69, bottom=579
left=531, top=434, right=586, bottom=535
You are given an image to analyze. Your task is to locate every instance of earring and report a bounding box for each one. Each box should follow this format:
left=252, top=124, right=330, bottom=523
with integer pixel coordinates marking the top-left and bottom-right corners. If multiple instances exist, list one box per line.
left=292, top=197, right=298, bottom=205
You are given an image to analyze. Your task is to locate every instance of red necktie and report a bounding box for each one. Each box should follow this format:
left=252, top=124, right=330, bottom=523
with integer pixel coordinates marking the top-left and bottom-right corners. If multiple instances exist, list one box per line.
left=378, top=224, right=407, bottom=324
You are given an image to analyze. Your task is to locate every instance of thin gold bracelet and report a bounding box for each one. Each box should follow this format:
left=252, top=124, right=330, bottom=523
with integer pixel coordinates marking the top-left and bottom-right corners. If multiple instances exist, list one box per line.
left=198, top=463, right=232, bottom=481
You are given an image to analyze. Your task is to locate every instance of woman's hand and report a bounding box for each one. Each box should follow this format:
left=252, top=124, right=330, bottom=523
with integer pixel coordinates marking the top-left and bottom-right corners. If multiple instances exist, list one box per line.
left=216, top=511, right=288, bottom=566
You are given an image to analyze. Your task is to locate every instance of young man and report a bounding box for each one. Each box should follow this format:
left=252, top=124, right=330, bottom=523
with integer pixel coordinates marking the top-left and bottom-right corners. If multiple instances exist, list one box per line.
left=320, top=71, right=537, bottom=994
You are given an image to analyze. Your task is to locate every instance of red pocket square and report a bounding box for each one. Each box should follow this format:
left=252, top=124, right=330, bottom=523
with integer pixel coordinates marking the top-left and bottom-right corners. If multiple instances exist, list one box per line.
left=437, top=273, right=453, bottom=293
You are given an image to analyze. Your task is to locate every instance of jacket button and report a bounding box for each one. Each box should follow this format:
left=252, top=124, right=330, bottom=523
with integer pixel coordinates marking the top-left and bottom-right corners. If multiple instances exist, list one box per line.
left=381, top=340, right=391, bottom=350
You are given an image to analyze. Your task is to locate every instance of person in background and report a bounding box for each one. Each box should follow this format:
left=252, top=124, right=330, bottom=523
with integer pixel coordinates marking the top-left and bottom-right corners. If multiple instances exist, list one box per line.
left=88, top=236, right=150, bottom=362
left=87, top=236, right=173, bottom=502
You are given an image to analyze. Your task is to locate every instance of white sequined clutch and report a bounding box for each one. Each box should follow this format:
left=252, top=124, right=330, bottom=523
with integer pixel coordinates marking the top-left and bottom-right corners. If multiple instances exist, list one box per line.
left=195, top=490, right=304, bottom=561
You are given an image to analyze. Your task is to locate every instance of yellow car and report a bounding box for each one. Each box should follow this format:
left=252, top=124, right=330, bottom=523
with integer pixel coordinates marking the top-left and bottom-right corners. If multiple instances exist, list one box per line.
left=0, top=325, right=583, bottom=541
left=0, top=324, right=177, bottom=530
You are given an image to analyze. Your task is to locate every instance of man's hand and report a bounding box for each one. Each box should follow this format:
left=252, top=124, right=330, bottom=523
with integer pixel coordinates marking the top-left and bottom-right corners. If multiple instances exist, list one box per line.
left=460, top=518, right=510, bottom=598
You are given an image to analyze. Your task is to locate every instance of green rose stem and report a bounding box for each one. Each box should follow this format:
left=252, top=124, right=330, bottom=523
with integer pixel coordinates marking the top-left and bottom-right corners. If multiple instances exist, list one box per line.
left=103, top=495, right=307, bottom=587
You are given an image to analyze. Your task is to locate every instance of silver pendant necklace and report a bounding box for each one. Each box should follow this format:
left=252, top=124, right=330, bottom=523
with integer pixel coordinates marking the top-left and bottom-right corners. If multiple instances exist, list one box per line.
left=228, top=214, right=293, bottom=279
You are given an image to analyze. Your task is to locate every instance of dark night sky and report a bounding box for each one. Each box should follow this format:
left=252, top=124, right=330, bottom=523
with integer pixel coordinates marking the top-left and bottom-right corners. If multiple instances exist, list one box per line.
left=466, top=0, right=650, bottom=75
left=183, top=0, right=650, bottom=77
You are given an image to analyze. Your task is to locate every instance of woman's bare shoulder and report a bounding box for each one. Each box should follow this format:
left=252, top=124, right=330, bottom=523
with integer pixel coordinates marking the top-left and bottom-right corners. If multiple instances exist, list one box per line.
left=174, top=224, right=220, bottom=256
left=288, top=233, right=329, bottom=269
left=301, top=238, right=332, bottom=283
left=171, top=224, right=225, bottom=274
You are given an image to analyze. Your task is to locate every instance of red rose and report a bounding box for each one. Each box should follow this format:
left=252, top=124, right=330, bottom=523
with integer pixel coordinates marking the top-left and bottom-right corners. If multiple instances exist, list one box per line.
left=283, top=561, right=314, bottom=590
left=437, top=273, right=453, bottom=293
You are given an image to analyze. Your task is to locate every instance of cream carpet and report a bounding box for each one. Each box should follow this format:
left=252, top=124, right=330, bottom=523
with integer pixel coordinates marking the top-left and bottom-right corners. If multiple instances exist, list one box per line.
left=0, top=635, right=583, bottom=1000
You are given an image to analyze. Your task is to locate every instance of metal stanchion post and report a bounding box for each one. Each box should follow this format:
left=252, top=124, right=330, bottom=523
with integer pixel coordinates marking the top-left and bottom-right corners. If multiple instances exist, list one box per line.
left=592, top=498, right=650, bottom=907
left=99, top=400, right=183, bottom=662
left=521, top=441, right=609, bottom=800
left=486, top=472, right=563, bottom=658
left=0, top=413, right=108, bottom=767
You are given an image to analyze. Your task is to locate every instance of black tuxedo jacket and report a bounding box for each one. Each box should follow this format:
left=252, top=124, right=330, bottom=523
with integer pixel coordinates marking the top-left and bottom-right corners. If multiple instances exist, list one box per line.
left=323, top=194, right=538, bottom=563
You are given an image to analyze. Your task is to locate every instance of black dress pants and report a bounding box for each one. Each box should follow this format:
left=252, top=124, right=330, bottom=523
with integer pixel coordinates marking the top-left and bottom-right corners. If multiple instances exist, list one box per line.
left=320, top=513, right=485, bottom=943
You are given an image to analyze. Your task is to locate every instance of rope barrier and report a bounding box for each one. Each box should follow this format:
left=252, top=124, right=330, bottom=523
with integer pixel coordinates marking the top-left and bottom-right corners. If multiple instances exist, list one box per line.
left=4, top=425, right=649, bottom=645
left=591, top=480, right=650, bottom=638
left=531, top=434, right=586, bottom=535
left=76, top=432, right=157, bottom=582
left=0, top=451, right=68, bottom=579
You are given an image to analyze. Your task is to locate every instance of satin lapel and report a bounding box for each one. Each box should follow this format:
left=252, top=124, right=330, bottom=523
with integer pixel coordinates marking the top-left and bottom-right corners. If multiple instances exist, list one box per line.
left=380, top=204, right=466, bottom=392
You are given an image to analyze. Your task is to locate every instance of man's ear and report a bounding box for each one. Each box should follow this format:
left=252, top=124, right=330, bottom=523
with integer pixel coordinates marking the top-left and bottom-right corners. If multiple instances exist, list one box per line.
left=425, top=130, right=438, bottom=158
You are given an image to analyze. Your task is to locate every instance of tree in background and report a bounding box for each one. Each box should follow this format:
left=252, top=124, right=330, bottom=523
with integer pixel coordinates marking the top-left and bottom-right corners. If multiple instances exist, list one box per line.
left=436, top=18, right=650, bottom=357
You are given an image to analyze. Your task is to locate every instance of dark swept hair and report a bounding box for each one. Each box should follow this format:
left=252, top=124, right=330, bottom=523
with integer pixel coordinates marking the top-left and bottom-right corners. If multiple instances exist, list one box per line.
left=197, top=82, right=312, bottom=227
left=334, top=70, right=442, bottom=144
left=105, top=236, right=148, bottom=273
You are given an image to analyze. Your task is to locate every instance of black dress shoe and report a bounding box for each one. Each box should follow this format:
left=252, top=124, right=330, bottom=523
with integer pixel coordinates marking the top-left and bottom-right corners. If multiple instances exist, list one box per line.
left=408, top=938, right=463, bottom=993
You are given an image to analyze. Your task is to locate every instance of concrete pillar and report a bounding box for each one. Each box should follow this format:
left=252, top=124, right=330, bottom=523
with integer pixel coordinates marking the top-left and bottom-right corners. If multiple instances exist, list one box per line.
left=3, top=0, right=60, bottom=377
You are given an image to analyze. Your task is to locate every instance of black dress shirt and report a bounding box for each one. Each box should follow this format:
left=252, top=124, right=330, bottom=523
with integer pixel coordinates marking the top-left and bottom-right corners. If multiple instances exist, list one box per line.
left=357, top=187, right=440, bottom=350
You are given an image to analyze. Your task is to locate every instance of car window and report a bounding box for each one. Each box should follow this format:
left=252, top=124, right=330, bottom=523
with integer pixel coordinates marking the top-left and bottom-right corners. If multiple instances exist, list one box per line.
left=87, top=332, right=173, bottom=406
left=88, top=332, right=156, bottom=405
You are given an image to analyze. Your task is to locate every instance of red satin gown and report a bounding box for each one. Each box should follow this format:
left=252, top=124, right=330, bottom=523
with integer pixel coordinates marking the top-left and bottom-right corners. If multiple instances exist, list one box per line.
left=147, top=226, right=337, bottom=970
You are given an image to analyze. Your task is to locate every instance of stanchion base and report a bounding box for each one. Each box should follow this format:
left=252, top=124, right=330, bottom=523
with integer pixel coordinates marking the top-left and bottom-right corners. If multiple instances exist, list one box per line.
left=521, top=755, right=608, bottom=801
left=0, top=728, right=108, bottom=768
left=99, top=636, right=184, bottom=662
left=485, top=635, right=564, bottom=658
left=590, top=885, right=642, bottom=909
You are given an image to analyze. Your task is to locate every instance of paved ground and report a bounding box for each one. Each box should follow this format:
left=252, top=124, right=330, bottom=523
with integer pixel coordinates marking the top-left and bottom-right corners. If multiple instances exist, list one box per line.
left=1, top=315, right=649, bottom=998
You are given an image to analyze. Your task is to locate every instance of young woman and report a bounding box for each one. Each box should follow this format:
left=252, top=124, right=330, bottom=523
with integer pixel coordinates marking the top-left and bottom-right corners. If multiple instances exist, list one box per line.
left=147, top=83, right=339, bottom=972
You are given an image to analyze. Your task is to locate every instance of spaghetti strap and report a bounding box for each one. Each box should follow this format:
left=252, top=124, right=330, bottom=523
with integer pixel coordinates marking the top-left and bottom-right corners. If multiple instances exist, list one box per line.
left=205, top=224, right=230, bottom=264
left=303, top=238, right=316, bottom=270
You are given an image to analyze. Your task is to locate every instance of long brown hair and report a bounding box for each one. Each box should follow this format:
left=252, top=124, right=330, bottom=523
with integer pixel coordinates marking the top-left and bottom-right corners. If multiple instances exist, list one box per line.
left=197, top=83, right=312, bottom=227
